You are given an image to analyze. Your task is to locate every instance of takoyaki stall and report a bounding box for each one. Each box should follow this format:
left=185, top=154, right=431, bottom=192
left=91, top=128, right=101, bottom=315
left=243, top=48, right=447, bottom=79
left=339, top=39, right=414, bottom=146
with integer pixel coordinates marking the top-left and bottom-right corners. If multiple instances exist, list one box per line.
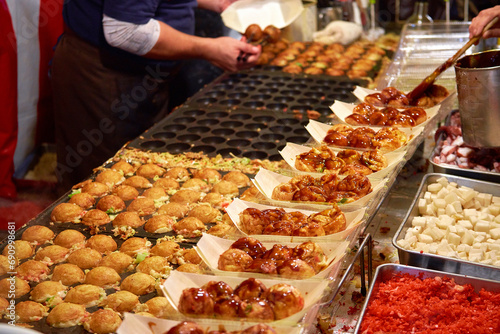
left=3, top=5, right=500, bottom=334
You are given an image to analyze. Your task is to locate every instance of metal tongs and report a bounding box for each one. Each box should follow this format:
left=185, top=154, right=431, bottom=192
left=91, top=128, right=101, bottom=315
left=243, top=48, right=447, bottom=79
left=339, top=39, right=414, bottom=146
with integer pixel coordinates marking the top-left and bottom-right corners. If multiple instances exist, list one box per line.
left=406, top=16, right=499, bottom=104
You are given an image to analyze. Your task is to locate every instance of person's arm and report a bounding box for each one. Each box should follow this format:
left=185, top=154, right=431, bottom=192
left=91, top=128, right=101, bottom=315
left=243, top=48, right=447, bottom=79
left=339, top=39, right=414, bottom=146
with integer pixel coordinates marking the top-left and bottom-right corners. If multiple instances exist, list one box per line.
left=197, top=0, right=237, bottom=13
left=143, top=21, right=260, bottom=72
left=469, top=5, right=500, bottom=39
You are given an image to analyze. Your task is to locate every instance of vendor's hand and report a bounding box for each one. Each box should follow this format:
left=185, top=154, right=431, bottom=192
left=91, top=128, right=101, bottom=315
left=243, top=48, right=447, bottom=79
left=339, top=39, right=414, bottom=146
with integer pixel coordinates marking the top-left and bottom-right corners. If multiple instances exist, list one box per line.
left=313, top=21, right=362, bottom=45
left=206, top=36, right=261, bottom=72
left=469, top=5, right=500, bottom=41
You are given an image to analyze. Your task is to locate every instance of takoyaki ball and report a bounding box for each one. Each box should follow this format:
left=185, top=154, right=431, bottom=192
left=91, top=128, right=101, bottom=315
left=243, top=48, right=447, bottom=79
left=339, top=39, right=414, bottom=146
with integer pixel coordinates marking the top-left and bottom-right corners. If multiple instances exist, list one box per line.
left=270, top=57, right=288, bottom=67
left=200, top=192, right=224, bottom=207
left=67, top=248, right=102, bottom=269
left=271, top=183, right=297, bottom=201
left=181, top=248, right=202, bottom=265
left=201, top=281, right=233, bottom=300
left=239, top=208, right=269, bottom=235
left=208, top=222, right=235, bottom=238
left=262, top=221, right=294, bottom=236
left=282, top=211, right=308, bottom=226
left=211, top=180, right=238, bottom=196
left=244, top=259, right=277, bottom=275
left=368, top=111, right=388, bottom=126
left=263, top=283, right=304, bottom=320
left=30, top=281, right=67, bottom=306
left=120, top=272, right=155, bottom=295
left=277, top=259, right=315, bottom=279
left=173, top=217, right=206, bottom=238
left=64, top=284, right=106, bottom=307
left=0, top=277, right=30, bottom=298
left=83, top=308, right=122, bottom=334
left=347, top=69, right=368, bottom=79
left=35, top=245, right=70, bottom=265
left=51, top=263, right=85, bottom=286
left=323, top=131, right=350, bottom=147
left=95, top=169, right=125, bottom=187
left=178, top=287, right=214, bottom=316
left=54, top=229, right=86, bottom=249
left=111, top=160, right=135, bottom=175
left=351, top=61, right=374, bottom=72
left=241, top=324, right=277, bottom=334
left=193, top=168, right=222, bottom=183
left=136, top=163, right=165, bottom=179
left=402, top=107, right=427, bottom=125
left=339, top=162, right=373, bottom=176
left=372, top=127, right=407, bottom=151
left=0, top=255, right=16, bottom=275
left=381, top=106, right=399, bottom=119
left=51, top=203, right=84, bottom=223
left=166, top=321, right=205, bottom=334
left=136, top=256, right=171, bottom=277
left=3, top=240, right=33, bottom=259
left=96, top=195, right=126, bottom=213
left=154, top=177, right=180, bottom=190
left=262, top=245, right=294, bottom=265
left=214, top=296, right=242, bottom=319
left=158, top=202, right=189, bottom=219
left=188, top=205, right=219, bottom=224
left=46, top=302, right=87, bottom=328
left=244, top=23, right=263, bottom=41
left=99, top=252, right=134, bottom=274
left=282, top=64, right=302, bottom=74
left=218, top=248, right=253, bottom=271
left=230, top=237, right=266, bottom=258
left=119, top=237, right=151, bottom=257
left=112, top=184, right=139, bottom=201
left=0, top=297, right=8, bottom=316
left=292, top=222, right=326, bottom=237
left=308, top=207, right=346, bottom=235
left=389, top=113, right=415, bottom=127
left=170, top=189, right=202, bottom=205
left=292, top=186, right=327, bottom=203
left=15, top=301, right=49, bottom=322
left=165, top=167, right=190, bottom=181
left=100, top=290, right=139, bottom=313
left=86, top=234, right=118, bottom=254
left=84, top=266, right=121, bottom=288
left=112, top=211, right=144, bottom=228
left=145, top=296, right=177, bottom=319
left=327, top=42, right=345, bottom=52
left=234, top=278, right=268, bottom=300
left=176, top=263, right=204, bottom=274
left=336, top=149, right=361, bottom=165
left=144, top=214, right=174, bottom=234
left=325, top=68, right=345, bottom=76
left=331, top=61, right=351, bottom=71
left=21, top=225, right=54, bottom=245
left=16, top=260, right=50, bottom=282
left=142, top=187, right=167, bottom=200
left=127, top=197, right=156, bottom=216
left=122, top=175, right=152, bottom=189
left=82, top=209, right=110, bottom=227
left=347, top=127, right=376, bottom=149
left=150, top=240, right=181, bottom=261
left=303, top=66, right=324, bottom=75
left=81, top=181, right=109, bottom=197
left=181, top=178, right=211, bottom=192
left=69, top=192, right=96, bottom=209
left=240, top=298, right=274, bottom=321
left=294, top=242, right=327, bottom=273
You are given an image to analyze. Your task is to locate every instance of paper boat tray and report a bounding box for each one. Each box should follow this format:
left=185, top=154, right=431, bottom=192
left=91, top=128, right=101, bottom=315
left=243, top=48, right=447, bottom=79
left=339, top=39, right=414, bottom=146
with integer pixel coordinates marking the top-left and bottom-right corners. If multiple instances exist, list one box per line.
left=226, top=198, right=366, bottom=243
left=161, top=271, right=329, bottom=326
left=195, top=233, right=349, bottom=280
left=117, top=313, right=303, bottom=334
left=252, top=168, right=387, bottom=212
left=280, top=142, right=406, bottom=180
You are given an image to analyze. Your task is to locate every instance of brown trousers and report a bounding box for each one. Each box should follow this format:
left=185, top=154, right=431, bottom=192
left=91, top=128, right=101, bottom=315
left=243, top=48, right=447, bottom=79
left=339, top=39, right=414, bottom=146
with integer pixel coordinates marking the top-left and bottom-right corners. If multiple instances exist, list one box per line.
left=51, top=31, right=174, bottom=192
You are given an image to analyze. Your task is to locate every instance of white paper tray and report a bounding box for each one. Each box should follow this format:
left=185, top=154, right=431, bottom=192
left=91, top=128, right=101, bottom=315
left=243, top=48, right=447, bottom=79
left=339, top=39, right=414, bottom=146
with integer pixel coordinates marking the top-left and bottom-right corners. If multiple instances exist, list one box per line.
left=305, top=119, right=424, bottom=154
left=252, top=168, right=387, bottom=212
left=226, top=198, right=366, bottom=243
left=117, top=313, right=303, bottom=334
left=279, top=142, right=406, bottom=180
left=195, top=233, right=349, bottom=280
left=161, top=271, right=329, bottom=326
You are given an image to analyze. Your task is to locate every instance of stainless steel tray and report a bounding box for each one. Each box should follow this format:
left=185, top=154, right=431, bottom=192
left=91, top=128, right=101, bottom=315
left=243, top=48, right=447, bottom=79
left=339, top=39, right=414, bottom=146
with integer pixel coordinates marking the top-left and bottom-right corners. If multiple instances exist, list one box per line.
left=392, top=173, right=500, bottom=281
left=430, top=111, right=500, bottom=183
left=354, top=263, right=500, bottom=333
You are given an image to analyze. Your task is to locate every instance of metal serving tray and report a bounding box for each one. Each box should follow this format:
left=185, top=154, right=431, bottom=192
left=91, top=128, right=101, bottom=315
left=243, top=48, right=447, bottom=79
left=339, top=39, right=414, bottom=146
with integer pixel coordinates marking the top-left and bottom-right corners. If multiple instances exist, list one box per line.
left=354, top=263, right=500, bottom=333
left=430, top=110, right=500, bottom=183
left=393, top=173, right=500, bottom=281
